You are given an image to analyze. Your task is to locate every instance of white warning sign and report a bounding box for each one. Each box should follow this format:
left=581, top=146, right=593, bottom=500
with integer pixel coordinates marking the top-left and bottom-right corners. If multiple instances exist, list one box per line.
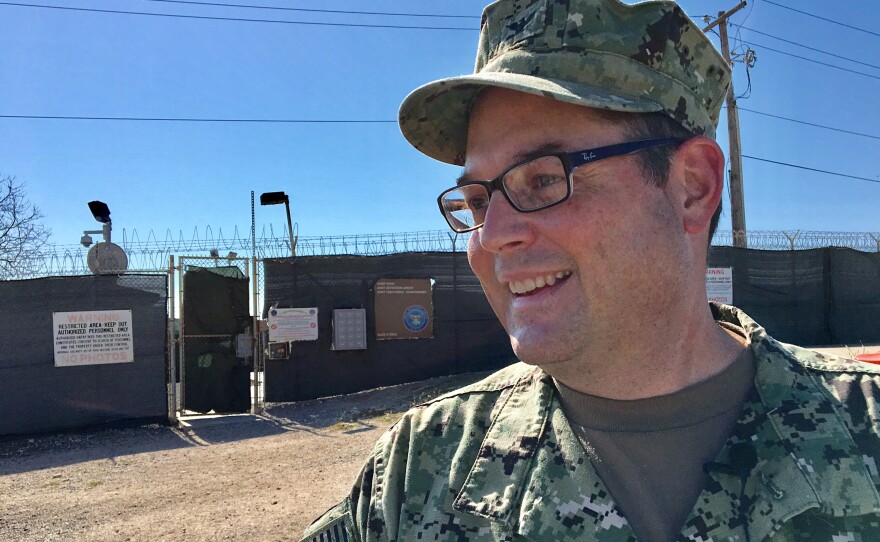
left=268, top=307, right=318, bottom=342
left=53, top=310, right=134, bottom=367
left=706, top=267, right=734, bottom=304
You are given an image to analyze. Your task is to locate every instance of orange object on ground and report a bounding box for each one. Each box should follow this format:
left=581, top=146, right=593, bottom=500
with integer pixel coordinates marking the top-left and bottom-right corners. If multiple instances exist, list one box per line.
left=855, top=353, right=880, bottom=364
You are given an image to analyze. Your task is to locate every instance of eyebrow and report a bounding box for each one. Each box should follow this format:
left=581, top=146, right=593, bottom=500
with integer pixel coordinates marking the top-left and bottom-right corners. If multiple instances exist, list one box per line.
left=454, top=142, right=567, bottom=186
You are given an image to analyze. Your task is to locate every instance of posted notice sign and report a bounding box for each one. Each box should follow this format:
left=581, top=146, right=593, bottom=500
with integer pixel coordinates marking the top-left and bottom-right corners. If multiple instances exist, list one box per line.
left=375, top=278, right=433, bottom=340
left=53, top=310, right=134, bottom=367
left=268, top=308, right=318, bottom=342
left=706, top=267, right=733, bottom=304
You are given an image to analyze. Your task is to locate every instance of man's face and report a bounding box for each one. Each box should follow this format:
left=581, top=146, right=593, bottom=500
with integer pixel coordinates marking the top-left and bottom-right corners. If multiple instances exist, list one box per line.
left=464, top=89, right=690, bottom=371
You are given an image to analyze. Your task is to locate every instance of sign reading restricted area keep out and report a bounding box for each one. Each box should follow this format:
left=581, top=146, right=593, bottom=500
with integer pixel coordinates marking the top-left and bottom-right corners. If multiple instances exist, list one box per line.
left=53, top=310, right=134, bottom=367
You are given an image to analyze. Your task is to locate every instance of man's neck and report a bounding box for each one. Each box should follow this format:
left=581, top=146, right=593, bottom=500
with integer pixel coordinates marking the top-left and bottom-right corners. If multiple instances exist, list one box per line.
left=543, top=304, right=748, bottom=400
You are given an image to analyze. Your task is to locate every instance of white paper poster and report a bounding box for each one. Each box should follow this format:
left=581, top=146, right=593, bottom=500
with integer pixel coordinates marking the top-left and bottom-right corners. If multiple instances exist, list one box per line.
left=268, top=308, right=318, bottom=342
left=706, top=267, right=734, bottom=304
left=53, top=310, right=134, bottom=367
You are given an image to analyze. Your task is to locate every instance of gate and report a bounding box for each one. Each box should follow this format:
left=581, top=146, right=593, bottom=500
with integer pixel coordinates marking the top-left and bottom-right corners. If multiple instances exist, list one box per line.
left=169, top=256, right=263, bottom=418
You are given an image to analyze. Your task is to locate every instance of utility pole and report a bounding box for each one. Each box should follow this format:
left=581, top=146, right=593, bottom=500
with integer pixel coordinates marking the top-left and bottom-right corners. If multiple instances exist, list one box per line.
left=704, top=2, right=748, bottom=248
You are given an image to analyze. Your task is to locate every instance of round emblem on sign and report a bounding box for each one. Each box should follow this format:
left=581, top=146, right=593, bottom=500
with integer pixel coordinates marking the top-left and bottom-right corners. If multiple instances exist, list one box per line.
left=403, top=305, right=429, bottom=332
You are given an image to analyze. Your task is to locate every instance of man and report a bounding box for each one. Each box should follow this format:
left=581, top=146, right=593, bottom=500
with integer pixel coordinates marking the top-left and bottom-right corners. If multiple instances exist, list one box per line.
left=301, top=1, right=880, bottom=540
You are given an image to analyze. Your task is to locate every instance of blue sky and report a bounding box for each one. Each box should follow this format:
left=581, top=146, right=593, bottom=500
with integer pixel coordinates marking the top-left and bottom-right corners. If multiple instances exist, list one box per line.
left=1, top=0, right=878, bottom=252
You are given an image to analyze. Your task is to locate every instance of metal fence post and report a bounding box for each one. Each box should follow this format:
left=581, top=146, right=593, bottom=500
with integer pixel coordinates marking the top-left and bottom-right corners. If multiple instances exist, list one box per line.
left=167, top=255, right=178, bottom=423
left=178, top=257, right=186, bottom=414
left=784, top=230, right=800, bottom=251
left=251, top=257, right=261, bottom=414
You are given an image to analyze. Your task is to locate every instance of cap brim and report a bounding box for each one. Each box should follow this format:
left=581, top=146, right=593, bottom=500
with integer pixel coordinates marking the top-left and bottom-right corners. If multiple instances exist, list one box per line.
left=398, top=71, right=664, bottom=166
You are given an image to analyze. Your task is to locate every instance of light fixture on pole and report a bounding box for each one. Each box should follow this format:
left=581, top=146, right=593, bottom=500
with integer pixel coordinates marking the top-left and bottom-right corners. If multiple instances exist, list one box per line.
left=260, top=191, right=295, bottom=257
left=80, top=200, right=128, bottom=275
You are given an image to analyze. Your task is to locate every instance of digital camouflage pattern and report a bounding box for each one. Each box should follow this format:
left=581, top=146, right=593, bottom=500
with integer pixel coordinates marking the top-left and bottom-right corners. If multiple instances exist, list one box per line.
left=300, top=305, right=880, bottom=542
left=398, top=0, right=732, bottom=166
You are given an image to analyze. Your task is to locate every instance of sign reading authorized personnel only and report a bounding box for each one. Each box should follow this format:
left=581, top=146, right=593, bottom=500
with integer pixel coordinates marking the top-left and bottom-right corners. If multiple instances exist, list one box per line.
left=53, top=310, right=134, bottom=367
left=375, top=278, right=433, bottom=340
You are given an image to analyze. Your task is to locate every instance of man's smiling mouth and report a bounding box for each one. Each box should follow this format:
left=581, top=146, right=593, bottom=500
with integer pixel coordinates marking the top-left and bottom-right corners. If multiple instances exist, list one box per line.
left=508, top=271, right=572, bottom=296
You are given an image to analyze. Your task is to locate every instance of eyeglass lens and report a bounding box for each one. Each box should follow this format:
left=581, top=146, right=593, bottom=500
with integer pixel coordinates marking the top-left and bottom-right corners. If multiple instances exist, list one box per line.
left=441, top=155, right=568, bottom=232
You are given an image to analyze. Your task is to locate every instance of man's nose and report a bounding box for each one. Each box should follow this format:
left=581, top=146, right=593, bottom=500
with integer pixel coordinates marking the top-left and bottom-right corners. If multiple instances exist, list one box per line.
left=477, top=192, right=536, bottom=254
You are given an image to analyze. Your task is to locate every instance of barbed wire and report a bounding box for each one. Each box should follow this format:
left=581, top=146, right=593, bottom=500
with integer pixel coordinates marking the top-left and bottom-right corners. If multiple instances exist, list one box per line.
left=712, top=230, right=880, bottom=252
left=3, top=228, right=879, bottom=280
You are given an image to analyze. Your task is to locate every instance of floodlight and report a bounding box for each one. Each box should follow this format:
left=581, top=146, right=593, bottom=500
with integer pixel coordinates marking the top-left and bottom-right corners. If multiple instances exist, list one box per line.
left=227, top=251, right=238, bottom=259
left=260, top=190, right=295, bottom=257
left=260, top=192, right=289, bottom=206
left=88, top=201, right=112, bottom=223
left=209, top=249, right=220, bottom=258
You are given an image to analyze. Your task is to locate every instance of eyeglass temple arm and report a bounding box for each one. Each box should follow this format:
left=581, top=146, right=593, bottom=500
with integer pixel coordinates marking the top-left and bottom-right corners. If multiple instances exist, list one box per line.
left=567, top=138, right=683, bottom=169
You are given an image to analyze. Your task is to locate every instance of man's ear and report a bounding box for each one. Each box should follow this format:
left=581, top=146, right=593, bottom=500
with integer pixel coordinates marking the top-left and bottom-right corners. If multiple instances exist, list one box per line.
left=669, top=137, right=725, bottom=235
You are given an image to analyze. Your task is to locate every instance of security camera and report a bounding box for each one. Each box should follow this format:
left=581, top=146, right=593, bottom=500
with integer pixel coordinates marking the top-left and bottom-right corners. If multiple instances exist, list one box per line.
left=81, top=234, right=93, bottom=248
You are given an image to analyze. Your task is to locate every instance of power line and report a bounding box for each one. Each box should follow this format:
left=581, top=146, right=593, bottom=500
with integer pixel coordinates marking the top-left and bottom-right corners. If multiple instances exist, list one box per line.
left=744, top=40, right=880, bottom=81
left=0, top=115, right=397, bottom=123
left=742, top=155, right=880, bottom=185
left=731, top=23, right=880, bottom=71
left=3, top=119, right=877, bottom=185
left=135, top=0, right=479, bottom=19
left=0, top=2, right=477, bottom=30
left=737, top=107, right=880, bottom=141
left=761, top=0, right=880, bottom=39
left=6, top=108, right=880, bottom=143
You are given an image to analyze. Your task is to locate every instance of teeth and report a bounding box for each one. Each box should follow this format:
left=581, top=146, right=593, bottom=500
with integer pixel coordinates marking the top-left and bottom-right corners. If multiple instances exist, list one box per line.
left=508, top=271, right=570, bottom=294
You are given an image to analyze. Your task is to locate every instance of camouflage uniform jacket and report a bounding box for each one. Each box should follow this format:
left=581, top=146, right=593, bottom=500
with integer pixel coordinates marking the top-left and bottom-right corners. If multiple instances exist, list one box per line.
left=300, top=305, right=880, bottom=542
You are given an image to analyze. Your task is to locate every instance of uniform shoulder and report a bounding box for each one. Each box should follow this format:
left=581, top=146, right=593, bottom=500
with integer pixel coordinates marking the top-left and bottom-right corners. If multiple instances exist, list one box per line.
left=415, top=361, right=538, bottom=407
left=718, top=303, right=880, bottom=378
left=768, top=340, right=880, bottom=438
left=777, top=341, right=880, bottom=376
left=369, top=362, right=539, bottom=451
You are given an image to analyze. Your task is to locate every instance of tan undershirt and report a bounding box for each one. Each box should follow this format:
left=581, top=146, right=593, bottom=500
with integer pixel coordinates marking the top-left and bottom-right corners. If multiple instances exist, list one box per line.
left=554, top=332, right=755, bottom=542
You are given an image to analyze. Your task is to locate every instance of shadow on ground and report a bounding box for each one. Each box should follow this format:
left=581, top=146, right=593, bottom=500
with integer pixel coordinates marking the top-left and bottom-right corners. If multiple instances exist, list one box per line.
left=0, top=370, right=492, bottom=475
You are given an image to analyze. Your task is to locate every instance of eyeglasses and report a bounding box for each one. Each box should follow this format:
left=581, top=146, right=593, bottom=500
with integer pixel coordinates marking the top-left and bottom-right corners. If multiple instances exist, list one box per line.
left=437, top=137, right=684, bottom=233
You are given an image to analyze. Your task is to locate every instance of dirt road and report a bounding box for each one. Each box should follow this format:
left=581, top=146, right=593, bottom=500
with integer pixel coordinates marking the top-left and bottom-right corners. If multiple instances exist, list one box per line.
left=0, top=372, right=489, bottom=542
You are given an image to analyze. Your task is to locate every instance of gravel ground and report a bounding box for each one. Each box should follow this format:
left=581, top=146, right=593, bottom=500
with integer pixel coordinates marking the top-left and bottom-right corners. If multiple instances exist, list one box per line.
left=0, top=371, right=491, bottom=542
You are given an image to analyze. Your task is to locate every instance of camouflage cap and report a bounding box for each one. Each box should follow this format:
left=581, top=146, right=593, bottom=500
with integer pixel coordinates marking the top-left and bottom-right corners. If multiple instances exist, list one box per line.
left=399, top=0, right=731, bottom=165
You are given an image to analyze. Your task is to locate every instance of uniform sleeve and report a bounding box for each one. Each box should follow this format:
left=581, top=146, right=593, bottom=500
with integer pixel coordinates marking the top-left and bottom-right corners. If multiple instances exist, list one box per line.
left=299, top=445, right=384, bottom=542
left=299, top=496, right=360, bottom=542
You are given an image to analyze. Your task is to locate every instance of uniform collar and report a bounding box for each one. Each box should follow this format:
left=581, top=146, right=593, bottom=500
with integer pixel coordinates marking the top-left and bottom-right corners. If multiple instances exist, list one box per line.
left=452, top=366, right=637, bottom=540
left=452, top=305, right=880, bottom=541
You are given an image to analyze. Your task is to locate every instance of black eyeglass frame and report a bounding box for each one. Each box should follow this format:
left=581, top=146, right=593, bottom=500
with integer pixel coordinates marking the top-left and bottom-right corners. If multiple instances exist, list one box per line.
left=437, top=137, right=685, bottom=233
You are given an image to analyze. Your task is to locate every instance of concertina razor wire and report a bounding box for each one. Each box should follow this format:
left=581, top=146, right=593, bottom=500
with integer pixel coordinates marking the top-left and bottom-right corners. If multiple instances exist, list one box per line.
left=4, top=226, right=880, bottom=280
